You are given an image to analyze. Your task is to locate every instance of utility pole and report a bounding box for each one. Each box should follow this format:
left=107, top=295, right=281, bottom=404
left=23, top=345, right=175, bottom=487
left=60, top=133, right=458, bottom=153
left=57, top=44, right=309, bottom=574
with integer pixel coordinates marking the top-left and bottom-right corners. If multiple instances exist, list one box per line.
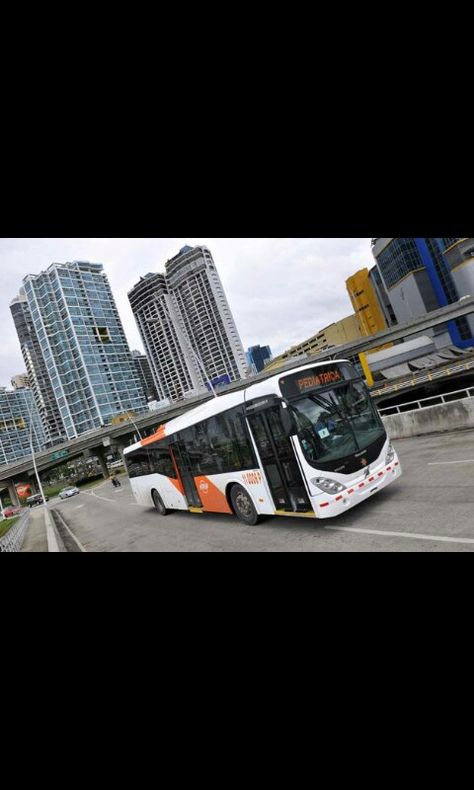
left=28, top=402, right=47, bottom=505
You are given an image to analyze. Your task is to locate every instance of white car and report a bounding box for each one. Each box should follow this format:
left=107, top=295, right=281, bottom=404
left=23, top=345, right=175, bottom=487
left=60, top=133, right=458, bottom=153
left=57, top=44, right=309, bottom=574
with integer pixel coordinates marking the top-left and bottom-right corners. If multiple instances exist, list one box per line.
left=59, top=486, right=80, bottom=500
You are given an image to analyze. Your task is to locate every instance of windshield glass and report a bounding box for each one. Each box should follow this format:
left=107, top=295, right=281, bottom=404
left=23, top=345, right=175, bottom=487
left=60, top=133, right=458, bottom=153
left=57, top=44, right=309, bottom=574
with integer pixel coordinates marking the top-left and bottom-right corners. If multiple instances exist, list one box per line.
left=290, top=380, right=385, bottom=466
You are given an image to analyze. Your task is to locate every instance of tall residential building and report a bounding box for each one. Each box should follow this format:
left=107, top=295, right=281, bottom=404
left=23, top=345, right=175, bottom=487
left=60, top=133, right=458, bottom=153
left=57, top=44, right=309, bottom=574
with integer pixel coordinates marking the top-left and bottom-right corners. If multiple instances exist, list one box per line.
left=128, top=246, right=249, bottom=402
left=371, top=238, right=473, bottom=347
left=11, top=373, right=29, bottom=390
left=346, top=268, right=390, bottom=337
left=22, top=261, right=147, bottom=440
left=246, top=345, right=273, bottom=374
left=0, top=387, right=46, bottom=466
left=128, top=272, right=204, bottom=402
left=166, top=246, right=249, bottom=383
left=131, top=350, right=159, bottom=402
left=10, top=290, right=66, bottom=446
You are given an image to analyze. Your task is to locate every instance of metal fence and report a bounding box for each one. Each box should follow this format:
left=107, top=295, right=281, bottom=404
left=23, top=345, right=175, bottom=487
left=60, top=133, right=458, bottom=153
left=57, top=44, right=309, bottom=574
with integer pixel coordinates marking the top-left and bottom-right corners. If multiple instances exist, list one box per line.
left=379, top=387, right=474, bottom=417
left=0, top=513, right=29, bottom=553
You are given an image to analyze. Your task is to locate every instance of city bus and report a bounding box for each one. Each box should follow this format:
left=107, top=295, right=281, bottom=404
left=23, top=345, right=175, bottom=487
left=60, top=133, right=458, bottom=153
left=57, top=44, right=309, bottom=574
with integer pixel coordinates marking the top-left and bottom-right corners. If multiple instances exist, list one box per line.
left=123, top=360, right=401, bottom=525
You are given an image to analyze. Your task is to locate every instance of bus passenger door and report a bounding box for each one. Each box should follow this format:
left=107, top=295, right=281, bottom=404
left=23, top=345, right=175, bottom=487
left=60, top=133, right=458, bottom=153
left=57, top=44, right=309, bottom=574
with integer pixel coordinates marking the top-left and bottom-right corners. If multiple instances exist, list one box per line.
left=246, top=405, right=311, bottom=513
left=171, top=441, right=202, bottom=509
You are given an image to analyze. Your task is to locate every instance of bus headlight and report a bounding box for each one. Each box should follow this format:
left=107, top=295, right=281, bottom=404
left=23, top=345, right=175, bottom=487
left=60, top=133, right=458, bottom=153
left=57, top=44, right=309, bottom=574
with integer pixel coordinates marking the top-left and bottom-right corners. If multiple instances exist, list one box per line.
left=311, top=477, right=346, bottom=495
left=385, top=442, right=396, bottom=465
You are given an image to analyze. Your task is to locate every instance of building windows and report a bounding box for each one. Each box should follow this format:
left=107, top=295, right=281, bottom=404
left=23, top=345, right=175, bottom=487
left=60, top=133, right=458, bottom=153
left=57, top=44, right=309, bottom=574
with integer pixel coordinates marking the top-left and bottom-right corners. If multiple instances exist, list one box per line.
left=376, top=238, right=423, bottom=289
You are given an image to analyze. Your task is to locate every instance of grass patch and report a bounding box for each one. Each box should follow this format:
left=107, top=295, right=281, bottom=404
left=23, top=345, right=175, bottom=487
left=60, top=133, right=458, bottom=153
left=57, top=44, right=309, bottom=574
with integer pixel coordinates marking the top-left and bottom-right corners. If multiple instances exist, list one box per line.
left=77, top=477, right=108, bottom=491
left=0, top=517, right=19, bottom=539
left=43, top=485, right=65, bottom=498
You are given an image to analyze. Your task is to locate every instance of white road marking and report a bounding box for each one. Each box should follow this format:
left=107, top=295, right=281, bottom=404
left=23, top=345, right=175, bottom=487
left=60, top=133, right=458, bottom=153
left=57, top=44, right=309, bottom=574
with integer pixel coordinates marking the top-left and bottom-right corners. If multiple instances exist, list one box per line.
left=428, top=460, right=474, bottom=465
left=81, top=491, right=115, bottom=503
left=325, top=525, right=474, bottom=545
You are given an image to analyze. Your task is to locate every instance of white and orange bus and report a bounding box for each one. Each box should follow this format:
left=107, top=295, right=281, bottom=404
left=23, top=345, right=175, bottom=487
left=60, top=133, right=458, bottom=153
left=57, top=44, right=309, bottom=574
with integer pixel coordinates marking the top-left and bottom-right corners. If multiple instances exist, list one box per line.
left=123, top=360, right=401, bottom=525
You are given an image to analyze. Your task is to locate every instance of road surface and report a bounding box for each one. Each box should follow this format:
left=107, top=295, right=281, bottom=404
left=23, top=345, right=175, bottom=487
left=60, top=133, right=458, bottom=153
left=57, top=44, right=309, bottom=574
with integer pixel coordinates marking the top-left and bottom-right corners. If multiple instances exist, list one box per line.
left=51, top=429, right=474, bottom=552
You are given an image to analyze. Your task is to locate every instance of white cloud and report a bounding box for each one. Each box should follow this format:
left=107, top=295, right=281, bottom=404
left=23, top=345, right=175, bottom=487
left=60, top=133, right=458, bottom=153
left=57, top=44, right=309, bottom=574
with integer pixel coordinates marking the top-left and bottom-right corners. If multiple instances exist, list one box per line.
left=0, top=238, right=372, bottom=387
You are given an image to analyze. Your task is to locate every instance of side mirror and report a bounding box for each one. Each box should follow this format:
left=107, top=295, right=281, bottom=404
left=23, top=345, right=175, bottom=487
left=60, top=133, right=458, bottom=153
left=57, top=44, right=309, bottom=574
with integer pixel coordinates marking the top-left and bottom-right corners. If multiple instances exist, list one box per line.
left=280, top=404, right=296, bottom=437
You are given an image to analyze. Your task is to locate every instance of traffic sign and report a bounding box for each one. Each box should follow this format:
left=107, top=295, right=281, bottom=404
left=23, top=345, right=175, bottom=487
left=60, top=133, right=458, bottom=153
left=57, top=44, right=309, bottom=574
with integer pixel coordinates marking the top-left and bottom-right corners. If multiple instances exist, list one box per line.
left=50, top=449, right=69, bottom=461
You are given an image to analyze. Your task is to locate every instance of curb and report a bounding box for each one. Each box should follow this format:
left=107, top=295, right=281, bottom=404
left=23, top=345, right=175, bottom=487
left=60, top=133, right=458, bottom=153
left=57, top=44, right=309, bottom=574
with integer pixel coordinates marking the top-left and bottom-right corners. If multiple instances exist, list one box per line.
left=43, top=507, right=61, bottom=552
left=51, top=508, right=86, bottom=552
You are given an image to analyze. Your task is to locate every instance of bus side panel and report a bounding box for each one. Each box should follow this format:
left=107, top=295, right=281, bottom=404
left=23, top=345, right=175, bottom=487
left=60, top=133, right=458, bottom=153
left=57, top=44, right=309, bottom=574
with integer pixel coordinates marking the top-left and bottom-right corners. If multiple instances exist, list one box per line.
left=130, top=474, right=188, bottom=511
left=193, top=471, right=275, bottom=516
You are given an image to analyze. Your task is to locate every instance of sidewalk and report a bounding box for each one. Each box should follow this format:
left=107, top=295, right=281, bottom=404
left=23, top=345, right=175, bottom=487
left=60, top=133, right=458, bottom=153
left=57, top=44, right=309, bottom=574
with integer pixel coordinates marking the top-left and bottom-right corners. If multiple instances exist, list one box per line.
left=20, top=507, right=49, bottom=552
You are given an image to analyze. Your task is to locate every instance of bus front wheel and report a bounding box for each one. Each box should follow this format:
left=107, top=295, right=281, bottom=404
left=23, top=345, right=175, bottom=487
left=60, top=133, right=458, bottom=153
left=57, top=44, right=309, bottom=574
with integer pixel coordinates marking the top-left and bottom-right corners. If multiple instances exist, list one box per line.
left=230, top=484, right=260, bottom=526
left=152, top=490, right=168, bottom=516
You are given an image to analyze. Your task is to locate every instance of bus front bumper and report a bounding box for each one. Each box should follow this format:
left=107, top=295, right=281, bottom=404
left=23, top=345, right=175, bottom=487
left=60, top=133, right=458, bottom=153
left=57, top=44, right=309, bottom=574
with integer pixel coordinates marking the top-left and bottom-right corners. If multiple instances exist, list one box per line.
left=311, top=460, right=402, bottom=519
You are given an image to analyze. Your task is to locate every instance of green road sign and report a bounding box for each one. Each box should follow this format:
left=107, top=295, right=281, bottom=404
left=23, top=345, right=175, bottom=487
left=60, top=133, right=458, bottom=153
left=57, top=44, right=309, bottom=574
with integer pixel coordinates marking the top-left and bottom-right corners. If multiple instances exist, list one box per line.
left=50, top=449, right=69, bottom=461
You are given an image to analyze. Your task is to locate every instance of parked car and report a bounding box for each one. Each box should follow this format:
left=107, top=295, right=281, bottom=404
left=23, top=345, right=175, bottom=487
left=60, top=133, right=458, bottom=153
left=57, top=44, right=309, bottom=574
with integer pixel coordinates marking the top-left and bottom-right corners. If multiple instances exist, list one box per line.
left=59, top=486, right=80, bottom=500
left=26, top=494, right=49, bottom=507
left=3, top=505, right=22, bottom=518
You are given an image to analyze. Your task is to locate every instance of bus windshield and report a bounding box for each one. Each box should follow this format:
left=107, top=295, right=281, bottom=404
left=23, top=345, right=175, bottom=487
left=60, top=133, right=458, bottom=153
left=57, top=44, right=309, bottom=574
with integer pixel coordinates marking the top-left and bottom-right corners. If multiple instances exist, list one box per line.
left=290, top=379, right=385, bottom=467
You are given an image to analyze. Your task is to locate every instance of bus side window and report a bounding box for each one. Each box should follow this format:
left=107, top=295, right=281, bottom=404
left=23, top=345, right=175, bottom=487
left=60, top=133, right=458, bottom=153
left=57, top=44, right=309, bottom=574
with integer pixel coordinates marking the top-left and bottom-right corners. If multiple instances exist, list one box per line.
left=126, top=450, right=151, bottom=478
left=149, top=448, right=176, bottom=478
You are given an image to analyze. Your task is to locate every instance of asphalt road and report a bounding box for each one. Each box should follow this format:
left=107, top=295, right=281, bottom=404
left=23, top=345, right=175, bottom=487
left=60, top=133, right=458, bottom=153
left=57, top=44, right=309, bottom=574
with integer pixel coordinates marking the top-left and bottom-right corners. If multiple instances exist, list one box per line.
left=52, top=429, right=474, bottom=552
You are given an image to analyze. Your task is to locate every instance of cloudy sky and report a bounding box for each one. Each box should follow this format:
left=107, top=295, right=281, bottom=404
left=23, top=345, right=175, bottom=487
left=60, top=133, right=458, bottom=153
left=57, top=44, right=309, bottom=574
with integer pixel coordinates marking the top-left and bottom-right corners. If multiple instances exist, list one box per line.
left=0, top=238, right=373, bottom=387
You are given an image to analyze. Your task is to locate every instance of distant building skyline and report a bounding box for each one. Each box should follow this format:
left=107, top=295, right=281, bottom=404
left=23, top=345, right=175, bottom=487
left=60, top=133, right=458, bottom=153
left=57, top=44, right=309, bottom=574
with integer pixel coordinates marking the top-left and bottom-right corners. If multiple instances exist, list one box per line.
left=131, top=350, right=159, bottom=402
left=0, top=386, right=45, bottom=465
left=10, top=289, right=66, bottom=446
left=246, top=345, right=273, bottom=374
left=11, top=373, right=29, bottom=390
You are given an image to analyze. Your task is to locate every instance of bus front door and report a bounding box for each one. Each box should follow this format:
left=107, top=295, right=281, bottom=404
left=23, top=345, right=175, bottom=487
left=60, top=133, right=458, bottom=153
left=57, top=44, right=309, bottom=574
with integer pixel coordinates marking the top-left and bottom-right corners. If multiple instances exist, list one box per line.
left=246, top=406, right=311, bottom=513
left=171, top=441, right=202, bottom=509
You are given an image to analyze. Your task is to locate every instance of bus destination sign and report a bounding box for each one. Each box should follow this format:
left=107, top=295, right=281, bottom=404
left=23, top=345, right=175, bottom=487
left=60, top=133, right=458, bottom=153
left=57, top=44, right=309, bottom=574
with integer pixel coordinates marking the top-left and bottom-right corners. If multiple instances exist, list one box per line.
left=296, top=369, right=342, bottom=393
left=279, top=364, right=355, bottom=400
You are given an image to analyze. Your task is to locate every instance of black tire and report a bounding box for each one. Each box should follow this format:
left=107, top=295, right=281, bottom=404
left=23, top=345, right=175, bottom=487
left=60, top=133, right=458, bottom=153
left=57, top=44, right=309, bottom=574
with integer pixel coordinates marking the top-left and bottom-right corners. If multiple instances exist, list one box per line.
left=230, top=484, right=260, bottom=526
left=152, top=489, right=168, bottom=516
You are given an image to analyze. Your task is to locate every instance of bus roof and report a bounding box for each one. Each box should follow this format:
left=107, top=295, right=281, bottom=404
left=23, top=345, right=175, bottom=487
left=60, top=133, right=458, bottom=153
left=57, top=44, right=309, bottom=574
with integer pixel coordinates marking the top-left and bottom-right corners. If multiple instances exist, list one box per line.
left=124, top=359, right=350, bottom=454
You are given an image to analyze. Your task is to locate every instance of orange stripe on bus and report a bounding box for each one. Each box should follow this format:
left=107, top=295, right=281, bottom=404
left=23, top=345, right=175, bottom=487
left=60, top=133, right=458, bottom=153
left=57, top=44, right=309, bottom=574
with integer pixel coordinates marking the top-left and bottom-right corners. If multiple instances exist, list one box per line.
left=193, top=476, right=233, bottom=515
left=140, top=425, right=167, bottom=446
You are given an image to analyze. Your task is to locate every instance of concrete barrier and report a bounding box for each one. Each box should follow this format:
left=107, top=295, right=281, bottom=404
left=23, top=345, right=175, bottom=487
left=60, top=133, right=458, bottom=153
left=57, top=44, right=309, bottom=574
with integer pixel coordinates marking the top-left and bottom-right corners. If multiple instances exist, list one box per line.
left=381, top=397, right=474, bottom=439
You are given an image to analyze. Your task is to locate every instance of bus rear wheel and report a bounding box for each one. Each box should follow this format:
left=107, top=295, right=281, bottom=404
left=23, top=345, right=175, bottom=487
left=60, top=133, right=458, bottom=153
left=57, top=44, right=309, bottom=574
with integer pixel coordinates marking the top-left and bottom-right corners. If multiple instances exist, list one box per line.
left=230, top=484, right=260, bottom=526
left=152, top=490, right=168, bottom=516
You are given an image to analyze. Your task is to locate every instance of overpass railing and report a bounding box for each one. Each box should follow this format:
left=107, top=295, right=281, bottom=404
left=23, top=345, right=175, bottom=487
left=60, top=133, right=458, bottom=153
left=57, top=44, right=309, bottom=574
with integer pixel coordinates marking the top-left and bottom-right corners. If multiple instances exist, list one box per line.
left=379, top=386, right=474, bottom=417
left=372, top=358, right=474, bottom=398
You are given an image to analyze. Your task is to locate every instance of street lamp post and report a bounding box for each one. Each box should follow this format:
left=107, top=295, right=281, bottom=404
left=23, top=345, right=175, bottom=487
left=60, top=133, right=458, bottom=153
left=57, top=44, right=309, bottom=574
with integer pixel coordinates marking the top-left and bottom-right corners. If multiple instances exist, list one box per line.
left=128, top=414, right=143, bottom=441
left=27, top=402, right=47, bottom=506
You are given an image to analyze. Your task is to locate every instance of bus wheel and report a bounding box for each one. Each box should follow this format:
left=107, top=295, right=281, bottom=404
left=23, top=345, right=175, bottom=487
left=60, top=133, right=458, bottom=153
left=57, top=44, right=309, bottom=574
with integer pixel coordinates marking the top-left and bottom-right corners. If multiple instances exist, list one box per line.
left=152, top=490, right=168, bottom=516
left=230, top=485, right=260, bottom=526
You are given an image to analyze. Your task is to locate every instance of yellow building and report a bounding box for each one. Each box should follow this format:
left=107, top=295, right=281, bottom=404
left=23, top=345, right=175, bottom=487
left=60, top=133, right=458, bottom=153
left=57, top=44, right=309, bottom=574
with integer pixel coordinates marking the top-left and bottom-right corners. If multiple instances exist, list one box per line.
left=265, top=314, right=363, bottom=372
left=346, top=268, right=387, bottom=337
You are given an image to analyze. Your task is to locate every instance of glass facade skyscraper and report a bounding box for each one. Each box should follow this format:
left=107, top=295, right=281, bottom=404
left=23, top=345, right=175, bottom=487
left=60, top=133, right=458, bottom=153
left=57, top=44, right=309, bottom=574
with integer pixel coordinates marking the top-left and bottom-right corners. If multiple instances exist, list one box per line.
left=131, top=350, right=159, bottom=402
left=22, top=261, right=147, bottom=439
left=246, top=345, right=273, bottom=374
left=0, top=387, right=46, bottom=466
left=371, top=238, right=473, bottom=347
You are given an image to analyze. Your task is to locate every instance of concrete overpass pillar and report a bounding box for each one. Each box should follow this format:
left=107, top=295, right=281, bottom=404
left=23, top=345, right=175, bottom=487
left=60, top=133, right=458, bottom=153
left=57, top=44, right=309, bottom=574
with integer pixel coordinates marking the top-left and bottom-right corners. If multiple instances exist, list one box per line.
left=7, top=481, right=21, bottom=507
left=27, top=476, right=38, bottom=494
left=95, top=448, right=110, bottom=480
